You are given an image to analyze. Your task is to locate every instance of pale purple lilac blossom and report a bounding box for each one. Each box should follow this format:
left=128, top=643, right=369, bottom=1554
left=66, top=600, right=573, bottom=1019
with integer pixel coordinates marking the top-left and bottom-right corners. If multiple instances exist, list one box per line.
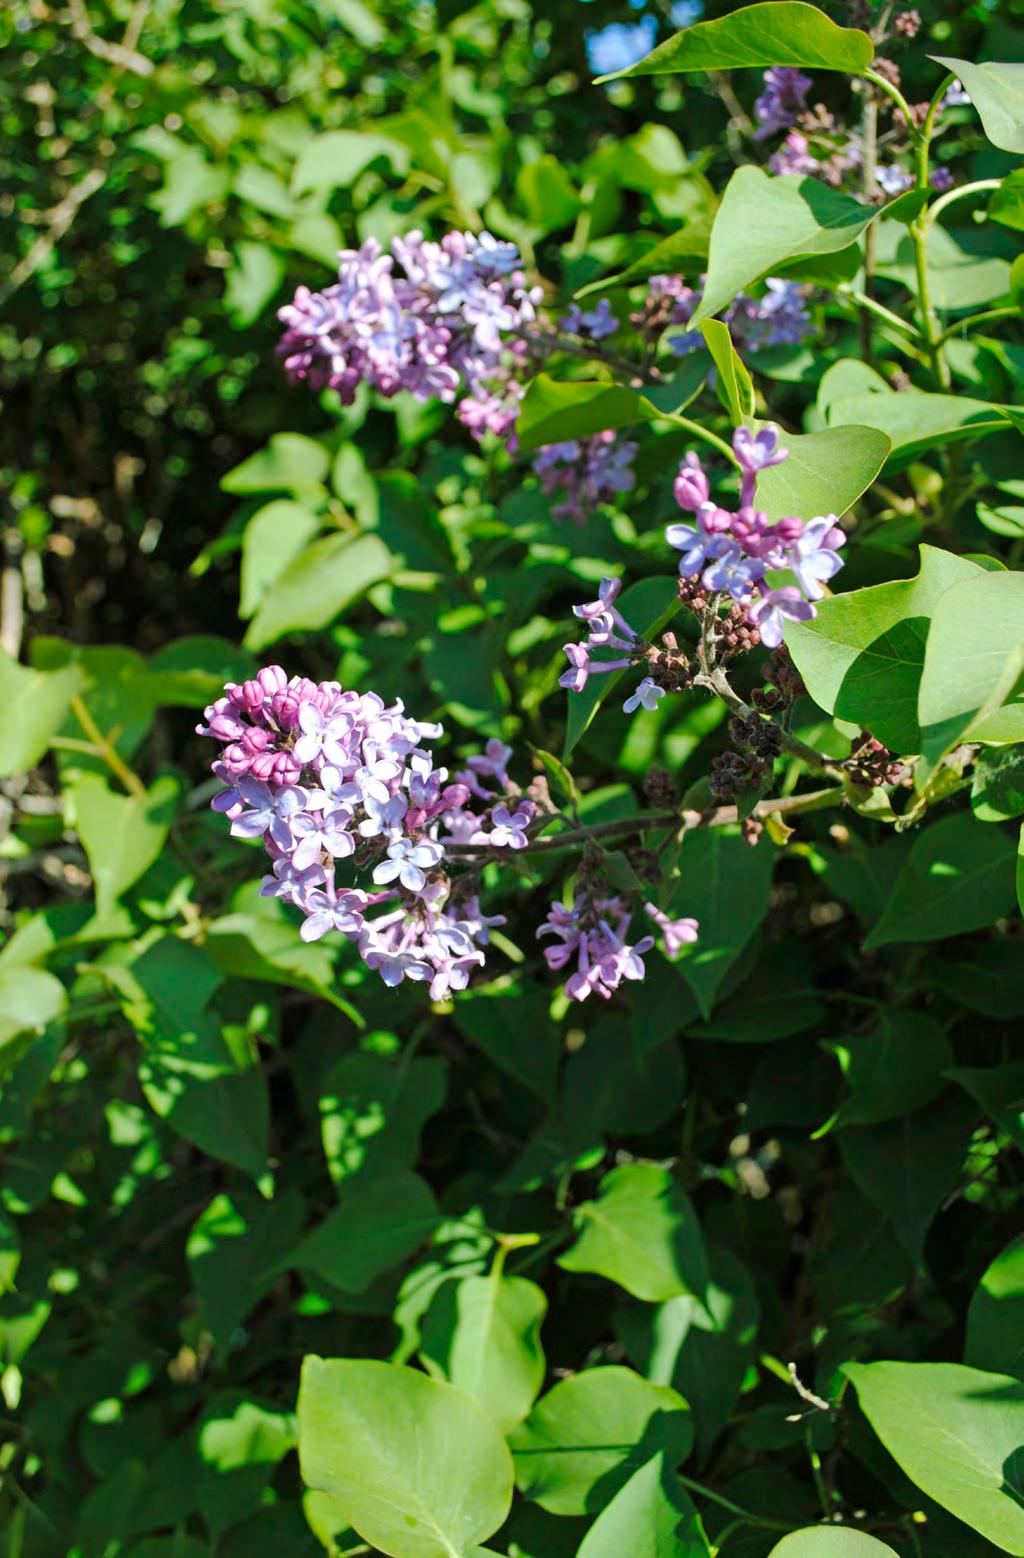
left=533, top=429, right=638, bottom=525
left=199, top=668, right=533, bottom=996
left=277, top=230, right=542, bottom=444
left=538, top=895, right=656, bottom=1002
left=648, top=274, right=813, bottom=357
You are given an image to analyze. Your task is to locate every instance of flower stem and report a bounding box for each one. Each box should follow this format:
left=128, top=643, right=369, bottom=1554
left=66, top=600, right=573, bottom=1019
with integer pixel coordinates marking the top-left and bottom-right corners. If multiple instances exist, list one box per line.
left=69, top=694, right=148, bottom=799
left=861, top=69, right=919, bottom=136
left=936, top=305, right=1023, bottom=345
left=704, top=667, right=848, bottom=779
left=927, top=177, right=1001, bottom=227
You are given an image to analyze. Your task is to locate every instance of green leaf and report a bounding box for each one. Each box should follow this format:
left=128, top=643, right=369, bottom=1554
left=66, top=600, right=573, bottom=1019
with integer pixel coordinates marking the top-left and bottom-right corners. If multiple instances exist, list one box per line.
left=0, top=652, right=82, bottom=777
left=838, top=1091, right=977, bottom=1261
left=755, top=424, right=891, bottom=522
left=769, top=1534, right=899, bottom=1556
left=973, top=747, right=1024, bottom=824
left=563, top=576, right=680, bottom=758
left=575, top=222, right=712, bottom=300
left=825, top=388, right=1011, bottom=465
left=188, top=1191, right=306, bottom=1350
left=221, top=434, right=330, bottom=495
left=865, top=811, right=1019, bottom=949
left=690, top=170, right=875, bottom=326
left=297, top=1357, right=514, bottom=1558
left=700, top=321, right=753, bottom=426
left=669, top=825, right=775, bottom=1017
left=828, top=1012, right=953, bottom=1128
left=319, top=1052, right=446, bottom=1186
left=989, top=170, right=1024, bottom=232
left=291, top=129, right=411, bottom=195
left=595, top=2, right=872, bottom=82
left=966, top=1236, right=1024, bottom=1381
left=510, top=1366, right=694, bottom=1516
left=932, top=57, right=1024, bottom=155
left=977, top=503, right=1024, bottom=540
left=517, top=156, right=579, bottom=233
left=420, top=1271, right=547, bottom=1433
left=559, top=1162, right=709, bottom=1303
left=517, top=374, right=686, bottom=455
left=0, top=967, right=66, bottom=1072
left=946, top=1064, right=1024, bottom=1153
left=576, top=1453, right=710, bottom=1558
left=289, top=1171, right=438, bottom=1294
left=71, top=773, right=180, bottom=916
left=917, top=572, right=1024, bottom=766
left=244, top=532, right=392, bottom=649
left=844, top=1360, right=1024, bottom=1552
left=0, top=1210, right=19, bottom=1291
left=239, top=500, right=323, bottom=620
left=224, top=242, right=285, bottom=327
left=785, top=545, right=982, bottom=754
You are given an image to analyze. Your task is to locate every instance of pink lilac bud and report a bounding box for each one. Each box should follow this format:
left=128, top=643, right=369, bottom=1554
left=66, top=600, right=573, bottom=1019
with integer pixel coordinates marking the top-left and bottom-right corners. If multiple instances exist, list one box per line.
left=674, top=453, right=710, bottom=511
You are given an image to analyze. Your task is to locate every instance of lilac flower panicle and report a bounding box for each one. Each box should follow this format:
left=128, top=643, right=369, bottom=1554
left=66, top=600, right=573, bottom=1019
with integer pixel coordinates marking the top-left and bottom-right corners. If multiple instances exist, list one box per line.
left=651, top=273, right=813, bottom=358
left=200, top=671, right=530, bottom=995
left=657, top=426, right=846, bottom=650
left=753, top=67, right=813, bottom=139
left=538, top=894, right=658, bottom=1003
left=533, top=430, right=638, bottom=525
left=278, top=230, right=541, bottom=444
left=560, top=298, right=619, bottom=340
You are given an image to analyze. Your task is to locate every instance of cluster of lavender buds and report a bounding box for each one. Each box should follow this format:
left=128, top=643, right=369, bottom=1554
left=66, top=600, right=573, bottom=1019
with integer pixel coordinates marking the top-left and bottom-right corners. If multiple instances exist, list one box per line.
left=538, top=892, right=698, bottom=1003
left=277, top=230, right=542, bottom=443
left=644, top=274, right=813, bottom=356
left=532, top=430, right=639, bottom=525
left=199, top=669, right=535, bottom=996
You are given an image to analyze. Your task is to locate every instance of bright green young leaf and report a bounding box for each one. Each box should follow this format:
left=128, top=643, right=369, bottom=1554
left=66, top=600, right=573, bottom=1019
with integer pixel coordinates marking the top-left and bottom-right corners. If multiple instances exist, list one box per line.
left=289, top=1170, right=438, bottom=1294
left=977, top=503, right=1024, bottom=540
left=71, top=773, right=180, bottom=916
left=559, top=1162, right=708, bottom=1303
left=838, top=1091, right=978, bottom=1261
left=594, top=2, right=872, bottom=82
left=917, top=571, right=1024, bottom=766
left=769, top=1533, right=899, bottom=1556
left=244, top=531, right=392, bottom=650
left=755, top=424, right=891, bottom=522
left=0, top=652, right=82, bottom=778
left=291, top=128, right=411, bottom=194
left=420, top=1270, right=547, bottom=1432
left=563, top=576, right=680, bottom=758
left=510, top=1366, right=694, bottom=1516
left=844, top=1360, right=1024, bottom=1552
left=700, top=320, right=753, bottom=426
left=0, top=967, right=66, bottom=1070
left=298, top=1357, right=514, bottom=1558
left=239, top=500, right=323, bottom=620
left=668, top=824, right=775, bottom=1017
left=224, top=241, right=285, bottom=327
left=221, top=433, right=330, bottom=495
left=865, top=811, right=1019, bottom=948
left=966, top=1236, right=1024, bottom=1381
left=932, top=57, right=1024, bottom=154
left=690, top=170, right=875, bottom=326
left=785, top=545, right=982, bottom=754
left=575, top=1452, right=710, bottom=1558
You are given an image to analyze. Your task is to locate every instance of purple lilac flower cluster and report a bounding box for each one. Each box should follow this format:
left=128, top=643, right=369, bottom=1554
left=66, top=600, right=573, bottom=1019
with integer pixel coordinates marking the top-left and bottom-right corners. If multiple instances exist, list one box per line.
left=558, top=425, right=845, bottom=711
left=646, top=274, right=813, bottom=356
left=538, top=893, right=698, bottom=1003
left=753, top=67, right=812, bottom=139
left=667, top=425, right=846, bottom=649
left=277, top=230, right=542, bottom=442
left=199, top=670, right=534, bottom=996
left=533, top=430, right=639, bottom=525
